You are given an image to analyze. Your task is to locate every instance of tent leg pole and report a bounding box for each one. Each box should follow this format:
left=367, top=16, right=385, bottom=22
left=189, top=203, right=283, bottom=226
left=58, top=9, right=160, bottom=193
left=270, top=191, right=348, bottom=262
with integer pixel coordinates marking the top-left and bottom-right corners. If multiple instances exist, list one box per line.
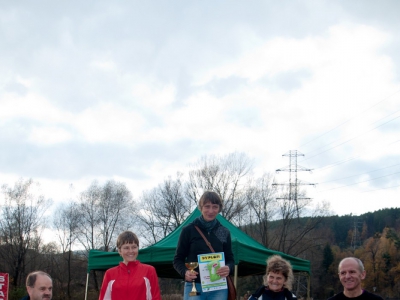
left=234, top=264, right=238, bottom=299
left=85, top=273, right=89, bottom=300
left=307, top=273, right=310, bottom=300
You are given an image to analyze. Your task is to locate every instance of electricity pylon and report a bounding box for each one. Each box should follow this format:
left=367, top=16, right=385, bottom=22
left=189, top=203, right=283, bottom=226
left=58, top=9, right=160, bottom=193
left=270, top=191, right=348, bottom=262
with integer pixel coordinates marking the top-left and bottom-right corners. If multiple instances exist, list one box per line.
left=351, top=217, right=363, bottom=249
left=272, top=150, right=315, bottom=217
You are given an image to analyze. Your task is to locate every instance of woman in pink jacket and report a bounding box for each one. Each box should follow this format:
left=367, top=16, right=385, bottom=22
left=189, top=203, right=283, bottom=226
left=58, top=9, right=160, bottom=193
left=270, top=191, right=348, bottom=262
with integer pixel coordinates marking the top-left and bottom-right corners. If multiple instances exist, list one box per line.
left=99, top=231, right=161, bottom=300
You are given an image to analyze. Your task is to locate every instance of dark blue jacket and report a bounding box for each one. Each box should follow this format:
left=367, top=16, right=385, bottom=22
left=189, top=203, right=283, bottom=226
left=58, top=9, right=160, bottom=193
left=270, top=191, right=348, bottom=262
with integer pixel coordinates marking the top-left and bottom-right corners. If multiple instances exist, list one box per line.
left=173, top=217, right=235, bottom=283
left=249, top=286, right=296, bottom=300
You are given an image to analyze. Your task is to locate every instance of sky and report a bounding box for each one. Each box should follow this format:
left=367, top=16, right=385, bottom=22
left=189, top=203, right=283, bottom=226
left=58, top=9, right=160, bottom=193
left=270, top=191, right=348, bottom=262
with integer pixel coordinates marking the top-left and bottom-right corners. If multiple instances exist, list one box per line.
left=1, top=0, right=399, bottom=218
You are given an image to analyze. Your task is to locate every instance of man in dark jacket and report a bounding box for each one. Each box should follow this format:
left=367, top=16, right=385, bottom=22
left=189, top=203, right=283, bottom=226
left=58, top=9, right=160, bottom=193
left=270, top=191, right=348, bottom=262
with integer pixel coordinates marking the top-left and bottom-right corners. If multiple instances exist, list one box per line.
left=20, top=271, right=52, bottom=300
left=328, top=257, right=383, bottom=300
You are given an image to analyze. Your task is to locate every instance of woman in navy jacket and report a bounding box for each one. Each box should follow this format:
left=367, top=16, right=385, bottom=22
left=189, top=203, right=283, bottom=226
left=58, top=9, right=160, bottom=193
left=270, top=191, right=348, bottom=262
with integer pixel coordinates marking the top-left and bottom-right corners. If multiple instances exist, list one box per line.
left=173, top=191, right=235, bottom=300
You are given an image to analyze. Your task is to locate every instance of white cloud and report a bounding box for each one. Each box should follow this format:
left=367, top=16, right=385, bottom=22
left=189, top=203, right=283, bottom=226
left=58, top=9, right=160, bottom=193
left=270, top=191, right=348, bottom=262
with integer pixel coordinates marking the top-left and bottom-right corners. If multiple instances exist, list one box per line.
left=90, top=59, right=117, bottom=71
left=197, top=23, right=392, bottom=87
left=1, top=1, right=399, bottom=217
left=73, top=103, right=146, bottom=143
left=131, top=82, right=176, bottom=111
left=28, top=126, right=73, bottom=145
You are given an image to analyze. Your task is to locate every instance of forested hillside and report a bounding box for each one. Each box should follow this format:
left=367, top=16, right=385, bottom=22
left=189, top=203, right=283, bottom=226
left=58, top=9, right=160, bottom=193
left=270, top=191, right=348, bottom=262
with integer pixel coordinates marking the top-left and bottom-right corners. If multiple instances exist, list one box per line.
left=263, top=207, right=400, bottom=247
left=317, top=208, right=400, bottom=247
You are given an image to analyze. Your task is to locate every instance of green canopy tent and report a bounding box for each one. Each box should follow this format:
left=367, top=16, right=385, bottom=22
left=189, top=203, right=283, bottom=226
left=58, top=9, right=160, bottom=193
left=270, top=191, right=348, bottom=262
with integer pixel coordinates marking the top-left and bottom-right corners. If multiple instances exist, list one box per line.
left=85, top=208, right=311, bottom=299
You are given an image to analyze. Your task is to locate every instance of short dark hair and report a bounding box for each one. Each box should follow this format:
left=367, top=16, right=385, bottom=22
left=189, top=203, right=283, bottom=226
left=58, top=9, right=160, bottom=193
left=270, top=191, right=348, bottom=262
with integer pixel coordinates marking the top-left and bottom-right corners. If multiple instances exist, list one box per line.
left=198, top=191, right=223, bottom=212
left=116, top=231, right=140, bottom=249
left=26, top=271, right=52, bottom=288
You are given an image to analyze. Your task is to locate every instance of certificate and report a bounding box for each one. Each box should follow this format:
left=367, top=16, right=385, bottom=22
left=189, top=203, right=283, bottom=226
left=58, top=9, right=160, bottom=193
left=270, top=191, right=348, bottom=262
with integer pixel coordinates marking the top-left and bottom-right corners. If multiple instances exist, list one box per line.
left=197, top=252, right=228, bottom=292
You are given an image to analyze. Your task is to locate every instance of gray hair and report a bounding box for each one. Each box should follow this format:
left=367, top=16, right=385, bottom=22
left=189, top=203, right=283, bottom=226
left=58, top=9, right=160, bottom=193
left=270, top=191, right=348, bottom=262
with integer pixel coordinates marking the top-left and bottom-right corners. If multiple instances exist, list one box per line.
left=338, top=257, right=364, bottom=273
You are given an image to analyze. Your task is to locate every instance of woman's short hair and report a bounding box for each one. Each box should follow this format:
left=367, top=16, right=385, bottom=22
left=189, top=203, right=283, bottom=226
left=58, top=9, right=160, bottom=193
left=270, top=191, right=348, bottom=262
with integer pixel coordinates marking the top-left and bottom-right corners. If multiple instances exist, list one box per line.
left=198, top=191, right=223, bottom=212
left=116, top=231, right=139, bottom=249
left=26, top=271, right=52, bottom=287
left=263, top=255, right=294, bottom=290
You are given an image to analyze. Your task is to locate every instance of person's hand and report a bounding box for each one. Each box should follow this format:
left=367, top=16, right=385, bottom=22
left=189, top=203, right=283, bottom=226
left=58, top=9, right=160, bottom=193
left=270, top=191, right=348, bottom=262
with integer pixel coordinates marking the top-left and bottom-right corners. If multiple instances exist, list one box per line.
left=216, top=265, right=230, bottom=278
left=185, top=269, right=198, bottom=282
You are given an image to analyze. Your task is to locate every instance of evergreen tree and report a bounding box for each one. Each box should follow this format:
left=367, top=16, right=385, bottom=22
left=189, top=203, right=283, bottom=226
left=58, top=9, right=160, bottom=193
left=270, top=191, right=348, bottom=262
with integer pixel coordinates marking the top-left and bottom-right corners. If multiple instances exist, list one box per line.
left=322, top=243, right=334, bottom=271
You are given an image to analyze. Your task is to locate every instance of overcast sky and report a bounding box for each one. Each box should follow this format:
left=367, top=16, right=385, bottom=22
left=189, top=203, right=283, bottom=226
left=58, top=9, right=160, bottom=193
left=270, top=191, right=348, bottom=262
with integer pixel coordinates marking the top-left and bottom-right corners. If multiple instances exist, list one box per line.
left=1, top=0, right=399, bottom=218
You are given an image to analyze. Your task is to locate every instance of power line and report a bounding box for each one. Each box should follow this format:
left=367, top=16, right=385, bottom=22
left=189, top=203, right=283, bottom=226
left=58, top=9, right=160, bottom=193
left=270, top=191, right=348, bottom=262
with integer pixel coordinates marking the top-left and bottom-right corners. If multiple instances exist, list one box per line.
left=293, top=90, right=400, bottom=199
left=299, top=89, right=400, bottom=149
left=361, top=183, right=400, bottom=193
left=302, top=113, right=400, bottom=162
left=302, top=138, right=400, bottom=189
left=315, top=139, right=400, bottom=172
left=318, top=162, right=400, bottom=184
left=317, top=170, right=400, bottom=192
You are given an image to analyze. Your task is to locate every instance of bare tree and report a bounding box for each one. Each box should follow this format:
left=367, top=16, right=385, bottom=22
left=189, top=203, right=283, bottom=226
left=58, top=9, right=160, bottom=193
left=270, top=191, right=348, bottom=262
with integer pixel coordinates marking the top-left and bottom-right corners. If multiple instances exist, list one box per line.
left=76, top=180, right=134, bottom=292
left=76, top=182, right=102, bottom=252
left=0, top=178, right=51, bottom=287
left=137, top=173, right=191, bottom=246
left=269, top=184, right=331, bottom=256
left=77, top=180, right=134, bottom=252
left=53, top=202, right=81, bottom=300
left=98, top=181, right=134, bottom=251
left=186, top=152, right=253, bottom=221
left=244, top=173, right=278, bottom=247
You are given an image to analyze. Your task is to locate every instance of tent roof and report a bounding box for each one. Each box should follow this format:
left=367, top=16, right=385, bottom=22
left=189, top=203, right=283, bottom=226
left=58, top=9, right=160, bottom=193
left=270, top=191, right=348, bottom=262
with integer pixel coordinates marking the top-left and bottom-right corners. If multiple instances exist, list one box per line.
left=88, top=208, right=310, bottom=277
